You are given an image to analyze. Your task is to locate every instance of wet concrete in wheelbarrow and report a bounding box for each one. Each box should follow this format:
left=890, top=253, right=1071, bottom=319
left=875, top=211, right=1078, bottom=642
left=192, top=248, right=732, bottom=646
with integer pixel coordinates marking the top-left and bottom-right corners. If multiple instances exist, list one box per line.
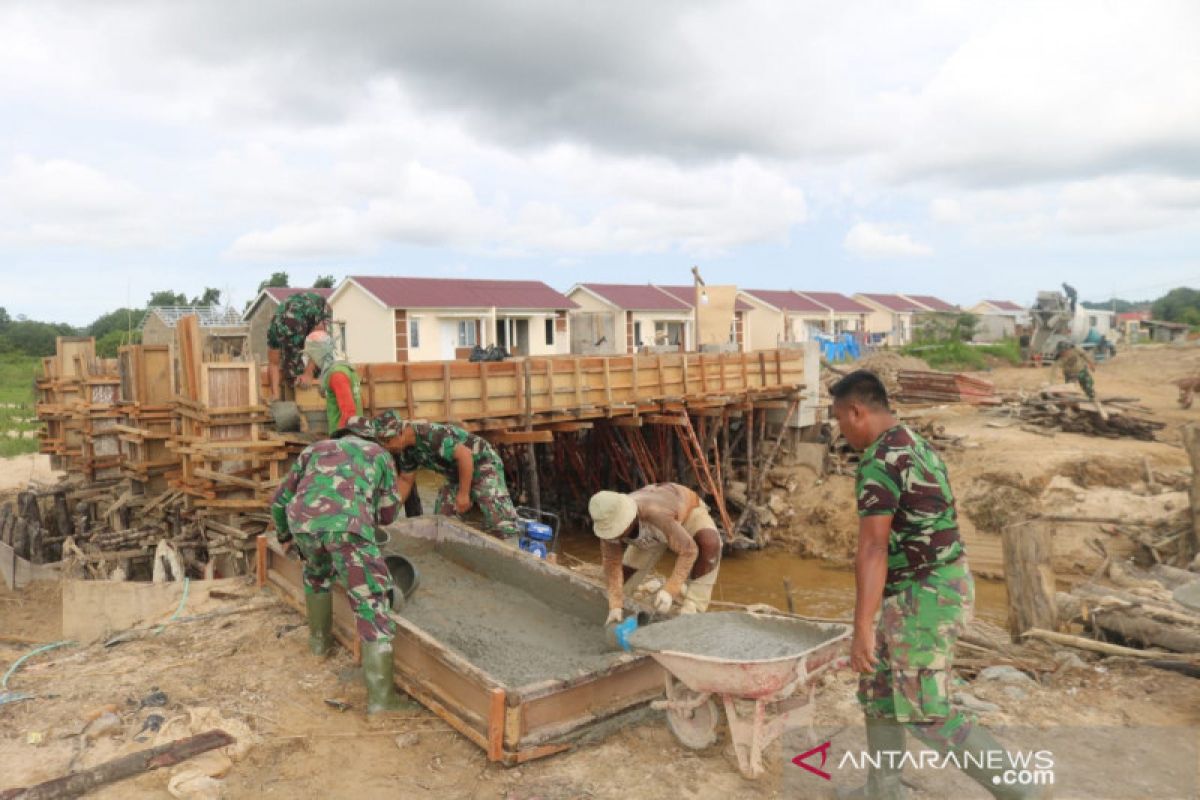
left=628, top=611, right=844, bottom=661
left=391, top=539, right=622, bottom=687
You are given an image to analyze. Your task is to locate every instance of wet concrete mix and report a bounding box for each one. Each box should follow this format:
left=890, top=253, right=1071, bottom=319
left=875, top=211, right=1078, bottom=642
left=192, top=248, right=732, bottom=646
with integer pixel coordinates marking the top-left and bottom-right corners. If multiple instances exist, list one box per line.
left=628, top=612, right=844, bottom=661
left=394, top=540, right=621, bottom=687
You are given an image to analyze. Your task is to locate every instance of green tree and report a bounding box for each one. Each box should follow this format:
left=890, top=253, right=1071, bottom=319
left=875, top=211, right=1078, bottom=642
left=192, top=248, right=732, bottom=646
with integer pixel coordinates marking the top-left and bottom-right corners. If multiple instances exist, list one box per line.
left=191, top=287, right=221, bottom=306
left=1081, top=298, right=1145, bottom=313
left=0, top=306, right=9, bottom=331
left=257, top=272, right=290, bottom=292
left=3, top=320, right=76, bottom=356
left=313, top=274, right=335, bottom=289
left=95, top=328, right=142, bottom=357
left=148, top=290, right=188, bottom=306
left=1151, top=288, right=1200, bottom=323
left=88, top=307, right=146, bottom=339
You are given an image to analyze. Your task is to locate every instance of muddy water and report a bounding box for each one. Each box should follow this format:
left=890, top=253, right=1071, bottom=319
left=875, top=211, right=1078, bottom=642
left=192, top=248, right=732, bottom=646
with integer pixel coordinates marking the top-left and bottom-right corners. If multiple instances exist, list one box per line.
left=558, top=530, right=1010, bottom=627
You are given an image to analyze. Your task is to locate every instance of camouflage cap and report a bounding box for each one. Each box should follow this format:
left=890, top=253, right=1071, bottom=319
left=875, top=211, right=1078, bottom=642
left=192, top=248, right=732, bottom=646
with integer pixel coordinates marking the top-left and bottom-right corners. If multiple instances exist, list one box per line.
left=373, top=410, right=407, bottom=441
left=332, top=415, right=376, bottom=440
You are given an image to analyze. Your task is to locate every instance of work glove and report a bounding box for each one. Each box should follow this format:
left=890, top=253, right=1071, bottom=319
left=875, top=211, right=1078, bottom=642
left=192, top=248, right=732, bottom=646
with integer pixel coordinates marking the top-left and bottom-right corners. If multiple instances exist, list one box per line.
left=679, top=599, right=699, bottom=615
left=605, top=608, right=623, bottom=625
left=652, top=589, right=674, bottom=614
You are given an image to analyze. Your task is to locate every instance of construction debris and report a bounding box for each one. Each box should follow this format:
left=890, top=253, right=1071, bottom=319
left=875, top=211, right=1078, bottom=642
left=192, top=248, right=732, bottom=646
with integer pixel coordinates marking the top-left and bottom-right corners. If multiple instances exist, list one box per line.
left=994, top=389, right=1165, bottom=441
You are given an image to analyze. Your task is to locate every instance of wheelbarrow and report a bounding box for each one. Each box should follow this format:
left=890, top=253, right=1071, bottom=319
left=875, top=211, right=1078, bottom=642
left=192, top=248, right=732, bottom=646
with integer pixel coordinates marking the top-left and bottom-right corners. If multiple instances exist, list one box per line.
left=638, top=613, right=851, bottom=780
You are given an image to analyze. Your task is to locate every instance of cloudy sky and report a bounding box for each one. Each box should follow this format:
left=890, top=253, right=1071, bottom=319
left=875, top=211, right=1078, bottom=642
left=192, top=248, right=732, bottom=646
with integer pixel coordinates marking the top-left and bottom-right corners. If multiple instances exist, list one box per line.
left=2, top=0, right=1199, bottom=325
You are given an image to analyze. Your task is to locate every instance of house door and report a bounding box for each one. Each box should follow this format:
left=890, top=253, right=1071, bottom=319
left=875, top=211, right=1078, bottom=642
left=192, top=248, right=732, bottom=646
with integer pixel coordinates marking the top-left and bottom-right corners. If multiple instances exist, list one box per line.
left=514, top=319, right=529, bottom=355
left=440, top=321, right=458, bottom=360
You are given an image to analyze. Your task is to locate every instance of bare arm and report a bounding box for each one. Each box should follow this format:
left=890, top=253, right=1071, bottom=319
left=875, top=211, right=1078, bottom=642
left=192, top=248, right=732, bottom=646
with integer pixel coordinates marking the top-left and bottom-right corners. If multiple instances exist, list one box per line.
left=644, top=508, right=698, bottom=598
left=851, top=514, right=892, bottom=673
left=601, top=540, right=625, bottom=612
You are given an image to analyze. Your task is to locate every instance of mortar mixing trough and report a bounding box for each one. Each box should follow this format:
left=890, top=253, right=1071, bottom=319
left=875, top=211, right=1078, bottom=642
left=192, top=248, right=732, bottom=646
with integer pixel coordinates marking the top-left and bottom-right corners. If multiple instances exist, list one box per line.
left=632, top=612, right=851, bottom=780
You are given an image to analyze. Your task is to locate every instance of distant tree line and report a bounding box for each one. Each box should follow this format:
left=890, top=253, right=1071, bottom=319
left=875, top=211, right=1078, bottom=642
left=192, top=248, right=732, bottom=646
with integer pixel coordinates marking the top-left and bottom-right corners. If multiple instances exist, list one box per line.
left=0, top=271, right=335, bottom=358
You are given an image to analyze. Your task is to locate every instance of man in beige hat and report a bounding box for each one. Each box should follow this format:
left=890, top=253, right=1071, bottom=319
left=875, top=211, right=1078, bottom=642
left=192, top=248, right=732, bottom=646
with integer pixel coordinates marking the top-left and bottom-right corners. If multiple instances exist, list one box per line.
left=589, top=483, right=722, bottom=623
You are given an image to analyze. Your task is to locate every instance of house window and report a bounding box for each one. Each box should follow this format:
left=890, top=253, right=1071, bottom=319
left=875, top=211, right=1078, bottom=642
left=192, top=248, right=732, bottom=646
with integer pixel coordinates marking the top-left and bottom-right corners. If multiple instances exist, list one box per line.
left=409, top=319, right=420, bottom=348
left=729, top=320, right=738, bottom=343
left=1088, top=315, right=1098, bottom=327
left=545, top=318, right=554, bottom=346
left=633, top=321, right=642, bottom=346
left=333, top=321, right=347, bottom=353
left=457, top=320, right=477, bottom=347
left=654, top=321, right=683, bottom=346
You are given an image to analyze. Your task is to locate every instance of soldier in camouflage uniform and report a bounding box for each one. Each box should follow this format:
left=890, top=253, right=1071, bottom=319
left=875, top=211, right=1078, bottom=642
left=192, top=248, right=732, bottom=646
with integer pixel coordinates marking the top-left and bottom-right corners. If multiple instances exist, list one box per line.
left=271, top=416, right=410, bottom=715
left=267, top=291, right=333, bottom=400
left=1056, top=340, right=1097, bottom=400
left=831, top=370, right=1041, bottom=799
left=373, top=410, right=521, bottom=540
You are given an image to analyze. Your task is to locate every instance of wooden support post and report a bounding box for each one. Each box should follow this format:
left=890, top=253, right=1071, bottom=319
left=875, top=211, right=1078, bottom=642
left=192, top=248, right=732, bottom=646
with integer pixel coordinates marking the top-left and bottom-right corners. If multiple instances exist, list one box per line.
left=441, top=362, right=453, bottom=421
left=480, top=362, right=490, bottom=415
left=1001, top=521, right=1058, bottom=643
left=403, top=362, right=416, bottom=421
left=523, top=359, right=542, bottom=512
left=487, top=688, right=506, bottom=762
left=1183, top=423, right=1200, bottom=563
left=256, top=534, right=267, bottom=589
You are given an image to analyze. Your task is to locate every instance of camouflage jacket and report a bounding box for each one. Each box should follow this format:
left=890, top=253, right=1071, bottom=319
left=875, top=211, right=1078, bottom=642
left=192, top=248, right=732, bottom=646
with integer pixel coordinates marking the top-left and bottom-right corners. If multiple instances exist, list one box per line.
left=1057, top=346, right=1090, bottom=377
left=856, top=425, right=964, bottom=593
left=266, top=292, right=333, bottom=379
left=271, top=434, right=399, bottom=542
left=395, top=421, right=495, bottom=476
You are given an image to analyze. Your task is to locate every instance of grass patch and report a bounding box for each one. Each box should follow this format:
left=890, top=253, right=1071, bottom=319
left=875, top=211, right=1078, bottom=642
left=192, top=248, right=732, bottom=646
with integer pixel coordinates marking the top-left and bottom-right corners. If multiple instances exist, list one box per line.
left=0, top=353, right=42, bottom=457
left=900, top=338, right=1022, bottom=371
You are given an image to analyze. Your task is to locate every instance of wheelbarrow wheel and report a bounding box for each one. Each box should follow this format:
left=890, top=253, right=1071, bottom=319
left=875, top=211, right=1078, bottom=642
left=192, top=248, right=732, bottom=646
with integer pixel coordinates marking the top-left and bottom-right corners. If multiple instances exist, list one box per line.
left=664, top=675, right=719, bottom=750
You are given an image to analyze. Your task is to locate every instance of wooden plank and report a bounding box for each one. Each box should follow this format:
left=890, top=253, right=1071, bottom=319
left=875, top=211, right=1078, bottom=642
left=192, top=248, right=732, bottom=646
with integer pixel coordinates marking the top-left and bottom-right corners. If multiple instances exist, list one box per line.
left=544, top=422, right=593, bottom=432
left=487, top=688, right=506, bottom=761
left=603, top=359, right=613, bottom=408
left=442, top=362, right=453, bottom=421
left=612, top=416, right=643, bottom=427
left=643, top=414, right=687, bottom=426
left=487, top=430, right=554, bottom=445
left=404, top=362, right=416, bottom=420
left=480, top=362, right=490, bottom=415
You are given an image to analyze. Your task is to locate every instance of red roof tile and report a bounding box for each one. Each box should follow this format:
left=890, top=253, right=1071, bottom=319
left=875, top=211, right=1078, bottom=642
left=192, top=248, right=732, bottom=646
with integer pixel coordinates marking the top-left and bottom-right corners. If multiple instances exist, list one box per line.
left=857, top=293, right=927, bottom=312
left=794, top=291, right=871, bottom=314
left=579, top=284, right=691, bottom=311
left=741, top=290, right=828, bottom=313
left=350, top=276, right=576, bottom=310
left=264, top=287, right=334, bottom=301
left=904, top=294, right=958, bottom=312
left=655, top=285, right=754, bottom=312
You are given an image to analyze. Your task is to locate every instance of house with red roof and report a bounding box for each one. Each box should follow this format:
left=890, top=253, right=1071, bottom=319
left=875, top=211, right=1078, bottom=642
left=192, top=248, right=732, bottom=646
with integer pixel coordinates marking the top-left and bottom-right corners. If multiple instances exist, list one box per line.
left=566, top=283, right=695, bottom=353
left=852, top=293, right=957, bottom=345
left=736, top=290, right=871, bottom=349
left=328, top=276, right=577, bottom=363
left=968, top=300, right=1030, bottom=342
left=244, top=286, right=335, bottom=363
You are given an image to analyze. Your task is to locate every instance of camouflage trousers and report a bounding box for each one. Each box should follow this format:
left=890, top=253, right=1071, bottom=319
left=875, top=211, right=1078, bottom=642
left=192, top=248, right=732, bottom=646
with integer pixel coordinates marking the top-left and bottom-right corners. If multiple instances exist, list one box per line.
left=1072, top=367, right=1096, bottom=400
left=294, top=530, right=395, bottom=644
left=434, top=455, right=521, bottom=539
left=859, top=559, right=974, bottom=726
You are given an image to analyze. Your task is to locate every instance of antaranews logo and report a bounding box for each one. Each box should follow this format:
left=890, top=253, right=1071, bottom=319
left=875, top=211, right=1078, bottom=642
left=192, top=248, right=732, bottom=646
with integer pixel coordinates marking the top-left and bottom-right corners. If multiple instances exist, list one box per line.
left=792, top=741, right=1055, bottom=789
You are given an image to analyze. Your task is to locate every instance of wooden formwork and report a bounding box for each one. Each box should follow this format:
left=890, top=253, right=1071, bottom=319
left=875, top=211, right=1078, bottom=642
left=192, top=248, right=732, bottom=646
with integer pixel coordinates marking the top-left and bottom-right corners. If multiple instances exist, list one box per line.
left=116, top=345, right=177, bottom=493
left=289, top=350, right=805, bottom=436
left=258, top=517, right=666, bottom=765
left=36, top=336, right=95, bottom=470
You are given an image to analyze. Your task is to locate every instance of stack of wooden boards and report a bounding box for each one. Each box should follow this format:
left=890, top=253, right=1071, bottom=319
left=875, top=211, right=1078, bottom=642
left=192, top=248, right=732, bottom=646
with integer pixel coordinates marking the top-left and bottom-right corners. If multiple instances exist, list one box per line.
left=35, top=337, right=123, bottom=482
left=894, top=370, right=997, bottom=405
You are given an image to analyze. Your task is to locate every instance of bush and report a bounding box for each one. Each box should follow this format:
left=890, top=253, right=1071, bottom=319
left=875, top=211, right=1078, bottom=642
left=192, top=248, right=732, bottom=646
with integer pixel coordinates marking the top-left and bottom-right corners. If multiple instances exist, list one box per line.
left=900, top=338, right=1021, bottom=371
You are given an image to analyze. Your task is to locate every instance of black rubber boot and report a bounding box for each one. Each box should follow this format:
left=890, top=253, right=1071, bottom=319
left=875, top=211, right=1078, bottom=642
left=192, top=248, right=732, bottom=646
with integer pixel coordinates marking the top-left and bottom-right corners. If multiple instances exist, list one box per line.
left=837, top=717, right=908, bottom=799
left=305, top=592, right=333, bottom=656
left=363, top=639, right=415, bottom=715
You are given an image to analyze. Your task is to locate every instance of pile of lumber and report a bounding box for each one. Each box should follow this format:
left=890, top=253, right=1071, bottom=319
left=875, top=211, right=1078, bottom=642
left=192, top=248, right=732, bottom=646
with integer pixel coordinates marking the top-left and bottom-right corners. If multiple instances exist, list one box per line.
left=895, top=370, right=997, bottom=405
left=999, top=389, right=1165, bottom=441
left=116, top=344, right=177, bottom=493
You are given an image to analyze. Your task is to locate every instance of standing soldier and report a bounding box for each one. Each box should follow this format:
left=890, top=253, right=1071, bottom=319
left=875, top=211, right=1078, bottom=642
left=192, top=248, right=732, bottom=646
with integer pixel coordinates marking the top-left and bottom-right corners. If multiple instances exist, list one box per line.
left=304, top=330, right=362, bottom=433
left=588, top=483, right=722, bottom=621
left=830, top=370, right=1041, bottom=799
left=1056, top=340, right=1097, bottom=400
left=271, top=416, right=409, bottom=715
left=373, top=410, right=521, bottom=540
left=267, top=291, right=333, bottom=401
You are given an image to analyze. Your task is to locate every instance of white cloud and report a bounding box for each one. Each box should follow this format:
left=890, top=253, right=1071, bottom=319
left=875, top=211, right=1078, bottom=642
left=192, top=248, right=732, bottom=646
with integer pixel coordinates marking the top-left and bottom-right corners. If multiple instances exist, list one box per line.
left=844, top=223, right=932, bottom=259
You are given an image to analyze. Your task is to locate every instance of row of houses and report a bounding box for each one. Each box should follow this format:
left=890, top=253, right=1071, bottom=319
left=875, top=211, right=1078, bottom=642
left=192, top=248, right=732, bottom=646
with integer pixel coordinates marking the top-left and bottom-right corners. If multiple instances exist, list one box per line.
left=140, top=275, right=1034, bottom=364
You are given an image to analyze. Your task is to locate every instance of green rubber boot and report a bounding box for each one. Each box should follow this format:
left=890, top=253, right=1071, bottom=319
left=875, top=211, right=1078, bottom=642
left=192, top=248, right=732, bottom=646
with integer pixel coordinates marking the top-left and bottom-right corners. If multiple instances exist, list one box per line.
left=837, top=717, right=908, bottom=799
left=955, top=726, right=1049, bottom=799
left=362, top=639, right=412, bottom=715
left=305, top=592, right=333, bottom=657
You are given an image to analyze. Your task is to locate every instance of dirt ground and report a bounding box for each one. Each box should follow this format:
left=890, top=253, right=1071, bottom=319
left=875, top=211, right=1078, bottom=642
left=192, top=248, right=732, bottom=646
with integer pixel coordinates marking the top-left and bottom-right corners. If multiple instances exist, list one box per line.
left=778, top=343, right=1198, bottom=579
left=3, top=344, right=1200, bottom=798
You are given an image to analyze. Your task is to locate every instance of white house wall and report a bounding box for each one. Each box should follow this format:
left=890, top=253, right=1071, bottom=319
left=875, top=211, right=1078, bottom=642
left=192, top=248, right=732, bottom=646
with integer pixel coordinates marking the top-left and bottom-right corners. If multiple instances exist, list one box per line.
left=330, top=282, right=394, bottom=363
